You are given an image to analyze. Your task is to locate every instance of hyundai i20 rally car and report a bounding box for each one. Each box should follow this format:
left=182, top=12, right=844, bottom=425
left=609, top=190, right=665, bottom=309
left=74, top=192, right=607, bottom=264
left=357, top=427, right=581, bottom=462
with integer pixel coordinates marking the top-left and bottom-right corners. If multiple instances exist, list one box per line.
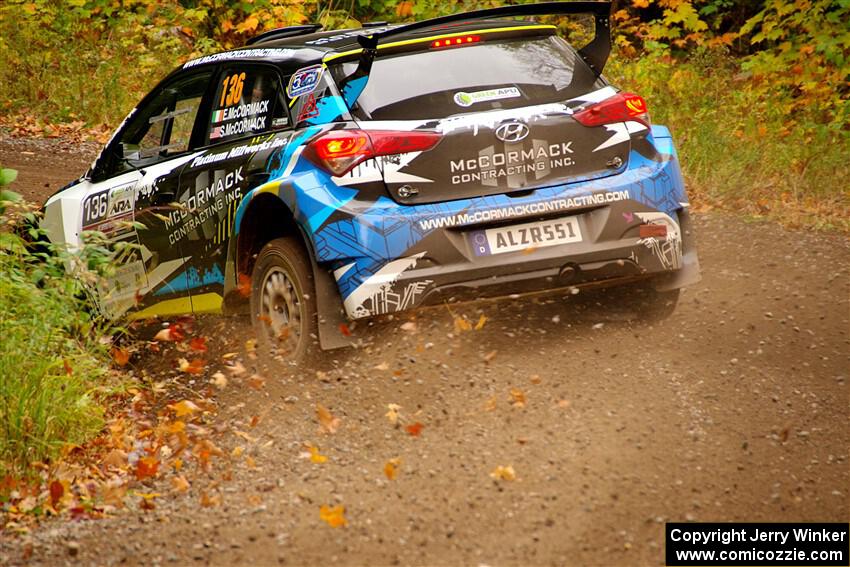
left=41, top=1, right=700, bottom=362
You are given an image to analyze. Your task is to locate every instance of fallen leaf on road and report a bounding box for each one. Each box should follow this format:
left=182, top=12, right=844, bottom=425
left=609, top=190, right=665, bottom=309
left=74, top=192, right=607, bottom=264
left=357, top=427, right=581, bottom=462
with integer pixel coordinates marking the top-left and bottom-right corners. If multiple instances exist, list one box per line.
left=400, top=321, right=417, bottom=332
left=474, top=314, right=488, bottom=330
left=510, top=388, right=527, bottom=408
left=385, top=403, right=402, bottom=426
left=135, top=457, right=159, bottom=480
left=556, top=399, right=571, bottom=409
left=189, top=337, right=208, bottom=352
left=405, top=422, right=424, bottom=437
left=490, top=465, right=517, bottom=481
left=317, top=404, right=340, bottom=434
left=171, top=475, right=190, bottom=493
left=384, top=458, right=401, bottom=480
left=200, top=491, right=221, bottom=507
left=211, top=372, right=228, bottom=389
left=530, top=374, right=542, bottom=385
left=484, top=396, right=498, bottom=412
left=154, top=325, right=184, bottom=342
left=308, top=445, right=328, bottom=464
left=319, top=504, right=347, bottom=527
left=178, top=358, right=206, bottom=375
left=374, top=362, right=389, bottom=371
left=339, top=323, right=352, bottom=336
left=484, top=350, right=498, bottom=363
left=111, top=347, right=131, bottom=366
left=247, top=374, right=266, bottom=390
left=168, top=400, right=200, bottom=417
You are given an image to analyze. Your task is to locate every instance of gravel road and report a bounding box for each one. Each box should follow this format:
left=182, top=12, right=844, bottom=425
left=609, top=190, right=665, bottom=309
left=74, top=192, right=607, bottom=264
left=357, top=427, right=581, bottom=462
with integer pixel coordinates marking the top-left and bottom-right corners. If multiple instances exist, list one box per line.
left=1, top=136, right=848, bottom=566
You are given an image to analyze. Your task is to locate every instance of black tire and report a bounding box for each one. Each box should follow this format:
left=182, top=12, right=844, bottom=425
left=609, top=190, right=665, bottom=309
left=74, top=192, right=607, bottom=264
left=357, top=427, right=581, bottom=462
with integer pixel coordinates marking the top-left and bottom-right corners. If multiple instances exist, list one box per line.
left=632, top=284, right=681, bottom=322
left=249, top=237, right=319, bottom=367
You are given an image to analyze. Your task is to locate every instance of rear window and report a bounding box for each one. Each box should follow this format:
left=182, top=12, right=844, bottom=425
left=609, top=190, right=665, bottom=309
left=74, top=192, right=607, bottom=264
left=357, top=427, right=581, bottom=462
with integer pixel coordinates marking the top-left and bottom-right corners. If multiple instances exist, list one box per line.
left=334, top=36, right=605, bottom=121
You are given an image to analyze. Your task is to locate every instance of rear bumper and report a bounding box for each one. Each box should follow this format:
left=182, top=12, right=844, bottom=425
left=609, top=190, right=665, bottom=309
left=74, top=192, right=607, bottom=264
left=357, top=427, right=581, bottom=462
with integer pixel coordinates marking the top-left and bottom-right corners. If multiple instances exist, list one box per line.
left=310, top=130, right=698, bottom=320
left=338, top=200, right=697, bottom=319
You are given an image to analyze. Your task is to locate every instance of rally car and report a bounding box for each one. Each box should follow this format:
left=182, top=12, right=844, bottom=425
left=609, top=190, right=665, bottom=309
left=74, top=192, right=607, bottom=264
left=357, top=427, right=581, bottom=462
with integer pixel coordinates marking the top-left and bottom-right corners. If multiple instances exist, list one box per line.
left=41, top=1, right=700, bottom=363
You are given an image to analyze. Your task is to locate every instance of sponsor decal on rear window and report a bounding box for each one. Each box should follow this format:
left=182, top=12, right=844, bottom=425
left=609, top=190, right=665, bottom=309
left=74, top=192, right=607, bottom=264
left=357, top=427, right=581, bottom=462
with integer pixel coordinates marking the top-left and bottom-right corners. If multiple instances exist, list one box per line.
left=453, top=87, right=522, bottom=107
left=287, top=65, right=323, bottom=98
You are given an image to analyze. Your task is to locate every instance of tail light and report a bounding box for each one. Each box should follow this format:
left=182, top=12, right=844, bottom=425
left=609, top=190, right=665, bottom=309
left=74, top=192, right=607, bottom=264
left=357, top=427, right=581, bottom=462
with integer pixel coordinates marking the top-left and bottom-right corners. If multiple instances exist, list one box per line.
left=573, top=92, right=650, bottom=127
left=305, top=129, right=442, bottom=176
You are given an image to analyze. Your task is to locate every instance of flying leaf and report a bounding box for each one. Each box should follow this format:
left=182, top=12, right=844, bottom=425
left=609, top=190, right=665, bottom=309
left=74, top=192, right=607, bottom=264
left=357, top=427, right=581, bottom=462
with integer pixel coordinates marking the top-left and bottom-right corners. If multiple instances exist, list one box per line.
left=454, top=316, right=472, bottom=332
left=317, top=404, right=340, bottom=434
left=405, top=422, right=424, bottom=437
left=490, top=465, right=517, bottom=481
left=384, top=458, right=401, bottom=480
left=237, top=273, right=251, bottom=297
left=319, top=504, right=347, bottom=528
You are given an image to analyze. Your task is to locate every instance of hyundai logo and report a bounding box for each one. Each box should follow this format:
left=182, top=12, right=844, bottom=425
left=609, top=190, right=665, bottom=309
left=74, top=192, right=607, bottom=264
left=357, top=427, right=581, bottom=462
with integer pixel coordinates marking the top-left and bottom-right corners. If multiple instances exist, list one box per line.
left=494, top=121, right=530, bottom=143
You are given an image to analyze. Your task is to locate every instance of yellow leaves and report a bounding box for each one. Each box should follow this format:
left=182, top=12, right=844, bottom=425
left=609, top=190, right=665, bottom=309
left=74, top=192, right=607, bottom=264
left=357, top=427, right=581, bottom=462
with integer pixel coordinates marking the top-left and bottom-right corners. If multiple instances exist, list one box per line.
left=319, top=504, right=347, bottom=528
left=237, top=15, right=260, bottom=33
left=168, top=400, right=200, bottom=418
left=454, top=316, right=472, bottom=332
left=632, top=0, right=650, bottom=7
left=384, top=458, right=402, bottom=480
left=316, top=404, right=340, bottom=434
left=509, top=388, right=527, bottom=408
left=490, top=465, right=517, bottom=481
left=170, top=475, right=190, bottom=493
left=307, top=445, right=328, bottom=464
left=474, top=314, right=488, bottom=330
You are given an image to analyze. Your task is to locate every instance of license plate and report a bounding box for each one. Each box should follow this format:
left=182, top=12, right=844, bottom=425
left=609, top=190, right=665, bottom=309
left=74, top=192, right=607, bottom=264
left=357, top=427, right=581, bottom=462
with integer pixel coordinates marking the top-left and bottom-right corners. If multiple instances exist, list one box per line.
left=470, top=216, right=582, bottom=256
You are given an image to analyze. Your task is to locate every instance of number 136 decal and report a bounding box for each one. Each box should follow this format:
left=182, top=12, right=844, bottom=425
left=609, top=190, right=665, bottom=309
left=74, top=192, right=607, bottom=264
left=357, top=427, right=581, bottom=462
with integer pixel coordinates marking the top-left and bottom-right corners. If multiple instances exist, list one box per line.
left=220, top=72, right=246, bottom=107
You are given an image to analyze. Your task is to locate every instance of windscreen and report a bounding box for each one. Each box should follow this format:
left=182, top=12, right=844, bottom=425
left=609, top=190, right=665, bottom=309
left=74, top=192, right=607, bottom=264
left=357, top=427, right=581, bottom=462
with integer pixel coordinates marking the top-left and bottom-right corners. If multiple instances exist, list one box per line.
left=336, top=35, right=605, bottom=121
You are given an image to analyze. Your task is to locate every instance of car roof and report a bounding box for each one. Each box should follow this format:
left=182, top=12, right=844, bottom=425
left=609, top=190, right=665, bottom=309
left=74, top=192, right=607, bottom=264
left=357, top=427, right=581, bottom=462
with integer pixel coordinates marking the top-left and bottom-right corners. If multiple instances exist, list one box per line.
left=180, top=18, right=551, bottom=72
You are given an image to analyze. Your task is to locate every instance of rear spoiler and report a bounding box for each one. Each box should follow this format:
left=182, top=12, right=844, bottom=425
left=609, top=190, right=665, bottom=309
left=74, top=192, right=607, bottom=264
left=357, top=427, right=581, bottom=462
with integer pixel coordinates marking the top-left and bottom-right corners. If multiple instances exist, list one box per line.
left=339, top=1, right=612, bottom=106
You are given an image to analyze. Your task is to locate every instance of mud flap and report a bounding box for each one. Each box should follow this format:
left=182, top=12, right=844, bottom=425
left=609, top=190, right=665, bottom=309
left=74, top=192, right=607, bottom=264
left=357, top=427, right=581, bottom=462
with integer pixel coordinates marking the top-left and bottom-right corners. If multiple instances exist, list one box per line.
left=656, top=207, right=701, bottom=292
left=311, top=254, right=358, bottom=350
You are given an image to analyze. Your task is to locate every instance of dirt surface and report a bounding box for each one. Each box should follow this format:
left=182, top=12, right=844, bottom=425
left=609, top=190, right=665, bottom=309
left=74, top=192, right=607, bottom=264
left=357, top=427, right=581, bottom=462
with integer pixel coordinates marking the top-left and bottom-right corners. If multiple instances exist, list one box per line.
left=1, top=135, right=848, bottom=566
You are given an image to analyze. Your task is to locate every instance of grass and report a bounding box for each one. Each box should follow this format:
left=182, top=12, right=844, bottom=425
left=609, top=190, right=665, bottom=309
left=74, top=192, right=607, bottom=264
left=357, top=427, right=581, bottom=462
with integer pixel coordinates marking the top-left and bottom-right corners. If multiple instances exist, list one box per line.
left=607, top=48, right=850, bottom=232
left=0, top=193, right=122, bottom=477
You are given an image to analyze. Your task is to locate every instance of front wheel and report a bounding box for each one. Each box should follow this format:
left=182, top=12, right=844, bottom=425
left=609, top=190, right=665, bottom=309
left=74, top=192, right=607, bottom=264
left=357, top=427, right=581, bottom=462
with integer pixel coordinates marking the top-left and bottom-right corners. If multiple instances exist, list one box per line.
left=250, top=237, right=318, bottom=367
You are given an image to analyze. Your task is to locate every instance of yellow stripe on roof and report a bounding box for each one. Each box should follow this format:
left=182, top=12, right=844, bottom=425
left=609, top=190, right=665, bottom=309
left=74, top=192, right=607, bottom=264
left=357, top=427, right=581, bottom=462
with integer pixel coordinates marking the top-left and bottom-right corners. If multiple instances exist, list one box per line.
left=323, top=24, right=556, bottom=63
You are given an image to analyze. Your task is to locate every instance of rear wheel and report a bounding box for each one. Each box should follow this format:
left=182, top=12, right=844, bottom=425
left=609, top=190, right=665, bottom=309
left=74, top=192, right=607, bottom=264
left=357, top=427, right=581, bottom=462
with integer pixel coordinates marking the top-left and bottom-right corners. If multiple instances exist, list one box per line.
left=250, top=237, right=318, bottom=367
